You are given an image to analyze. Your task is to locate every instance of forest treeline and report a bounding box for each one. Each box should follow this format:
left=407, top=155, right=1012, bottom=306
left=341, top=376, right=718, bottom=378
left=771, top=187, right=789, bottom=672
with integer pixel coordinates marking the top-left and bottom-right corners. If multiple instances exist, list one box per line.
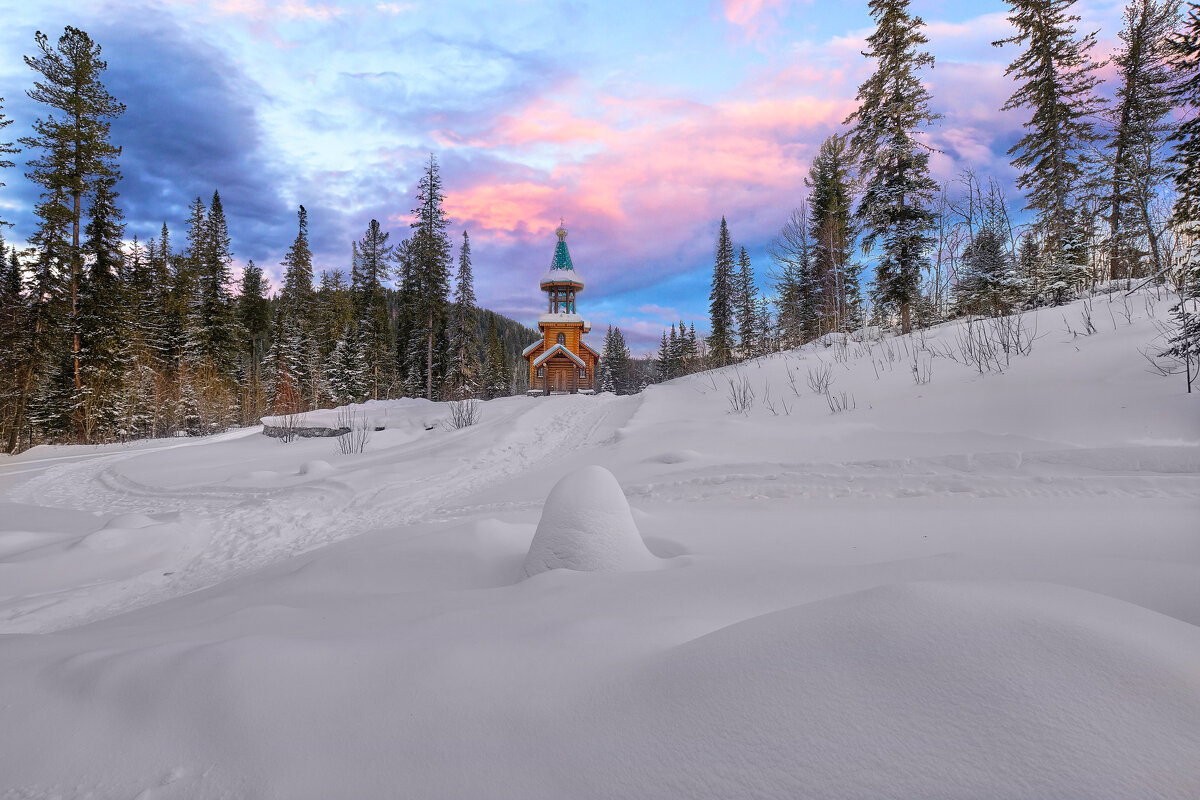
left=0, top=29, right=538, bottom=453
left=657, top=0, right=1198, bottom=389
left=2, top=0, right=1198, bottom=452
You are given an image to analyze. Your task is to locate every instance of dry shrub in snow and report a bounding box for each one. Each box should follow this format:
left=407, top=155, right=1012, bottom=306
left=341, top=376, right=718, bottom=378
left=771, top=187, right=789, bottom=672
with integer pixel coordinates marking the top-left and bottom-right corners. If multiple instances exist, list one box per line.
left=335, top=408, right=372, bottom=454
left=445, top=397, right=482, bottom=430
left=726, top=371, right=754, bottom=414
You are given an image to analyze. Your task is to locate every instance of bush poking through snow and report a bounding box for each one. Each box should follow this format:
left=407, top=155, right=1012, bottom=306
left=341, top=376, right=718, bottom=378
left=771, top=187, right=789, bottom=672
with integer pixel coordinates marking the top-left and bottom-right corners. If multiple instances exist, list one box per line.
left=826, top=390, right=855, bottom=413
left=523, top=465, right=659, bottom=577
left=277, top=412, right=301, bottom=444
left=726, top=371, right=754, bottom=414
left=807, top=363, right=833, bottom=394
left=911, top=354, right=933, bottom=385
left=335, top=409, right=372, bottom=454
left=445, top=397, right=482, bottom=430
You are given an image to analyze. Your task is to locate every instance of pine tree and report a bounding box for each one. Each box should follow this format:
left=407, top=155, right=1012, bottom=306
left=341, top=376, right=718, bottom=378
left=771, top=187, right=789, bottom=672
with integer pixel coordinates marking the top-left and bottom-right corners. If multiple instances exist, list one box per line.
left=0, top=240, right=24, bottom=450
left=21, top=27, right=125, bottom=435
left=482, top=312, right=510, bottom=399
left=175, top=197, right=206, bottom=366
left=1168, top=2, right=1200, bottom=240
left=708, top=217, right=736, bottom=365
left=1161, top=2, right=1200, bottom=391
left=658, top=329, right=672, bottom=381
left=769, top=206, right=817, bottom=347
left=238, top=260, right=270, bottom=423
left=407, top=155, right=452, bottom=400
left=352, top=219, right=393, bottom=400
left=72, top=176, right=125, bottom=443
left=327, top=324, right=367, bottom=406
left=735, top=247, right=757, bottom=359
left=446, top=230, right=482, bottom=396
left=806, top=134, right=860, bottom=333
left=193, top=190, right=240, bottom=374
left=600, top=326, right=631, bottom=394
left=846, top=0, right=941, bottom=334
left=14, top=189, right=70, bottom=449
left=1104, top=0, right=1182, bottom=283
left=268, top=205, right=317, bottom=411
left=994, top=0, right=1105, bottom=277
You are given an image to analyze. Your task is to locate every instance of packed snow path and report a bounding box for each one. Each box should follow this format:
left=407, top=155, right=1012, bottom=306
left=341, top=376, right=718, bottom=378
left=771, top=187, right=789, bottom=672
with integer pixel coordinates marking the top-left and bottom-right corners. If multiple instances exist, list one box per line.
left=1, top=393, right=636, bottom=632
left=1, top=290, right=1197, bottom=799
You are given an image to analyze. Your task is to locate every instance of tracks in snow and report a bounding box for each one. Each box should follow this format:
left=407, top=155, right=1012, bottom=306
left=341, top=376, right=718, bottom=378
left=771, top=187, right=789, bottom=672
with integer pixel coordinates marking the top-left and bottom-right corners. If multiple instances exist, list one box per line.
left=5, top=395, right=637, bottom=632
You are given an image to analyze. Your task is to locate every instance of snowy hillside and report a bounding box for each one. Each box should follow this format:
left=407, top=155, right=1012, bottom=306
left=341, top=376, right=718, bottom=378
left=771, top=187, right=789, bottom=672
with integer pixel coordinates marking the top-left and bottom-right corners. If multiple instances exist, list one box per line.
left=1, top=289, right=1197, bottom=799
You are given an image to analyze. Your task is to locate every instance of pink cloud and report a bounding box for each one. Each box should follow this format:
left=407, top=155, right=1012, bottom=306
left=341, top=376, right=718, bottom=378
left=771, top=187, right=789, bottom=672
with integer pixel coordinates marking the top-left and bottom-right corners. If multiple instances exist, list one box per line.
left=721, top=0, right=807, bottom=38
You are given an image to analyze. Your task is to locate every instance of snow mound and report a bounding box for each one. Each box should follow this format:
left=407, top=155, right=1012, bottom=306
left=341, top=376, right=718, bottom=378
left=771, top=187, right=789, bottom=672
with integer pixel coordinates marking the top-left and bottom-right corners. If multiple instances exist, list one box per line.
left=584, top=581, right=1200, bottom=799
left=298, top=460, right=334, bottom=476
left=523, top=466, right=659, bottom=577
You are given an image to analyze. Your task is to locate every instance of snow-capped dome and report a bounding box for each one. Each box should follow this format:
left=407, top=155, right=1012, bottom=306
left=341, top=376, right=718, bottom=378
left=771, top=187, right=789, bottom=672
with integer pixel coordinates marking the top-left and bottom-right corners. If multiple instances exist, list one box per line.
left=523, top=466, right=658, bottom=577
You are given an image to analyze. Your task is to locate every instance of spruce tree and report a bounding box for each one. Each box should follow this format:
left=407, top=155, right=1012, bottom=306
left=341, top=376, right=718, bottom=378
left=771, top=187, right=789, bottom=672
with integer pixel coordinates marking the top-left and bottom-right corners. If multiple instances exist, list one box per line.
left=68, top=175, right=126, bottom=442
left=735, top=247, right=756, bottom=359
left=708, top=217, right=736, bottom=365
left=0, top=240, right=24, bottom=450
left=658, top=329, right=672, bottom=381
left=846, top=0, right=941, bottom=333
left=118, top=237, right=158, bottom=440
left=1105, top=0, right=1181, bottom=282
left=175, top=197, right=206, bottom=366
left=446, top=230, right=482, bottom=396
left=353, top=219, right=393, bottom=400
left=238, top=260, right=270, bottom=423
left=407, top=155, right=452, bottom=400
left=1162, top=2, right=1200, bottom=391
left=482, top=312, right=510, bottom=399
left=600, top=326, right=631, bottom=394
left=1168, top=2, right=1200, bottom=239
left=21, top=27, right=125, bottom=419
left=327, top=324, right=367, bottom=406
left=993, top=0, right=1105, bottom=279
left=769, top=206, right=817, bottom=347
left=193, top=189, right=239, bottom=374
left=14, top=190, right=70, bottom=449
left=806, top=134, right=859, bottom=333
left=268, top=205, right=317, bottom=411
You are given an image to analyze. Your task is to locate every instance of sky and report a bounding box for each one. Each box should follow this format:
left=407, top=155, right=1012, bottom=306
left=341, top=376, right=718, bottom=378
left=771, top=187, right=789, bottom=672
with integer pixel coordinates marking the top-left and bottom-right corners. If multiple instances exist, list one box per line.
left=0, top=0, right=1131, bottom=352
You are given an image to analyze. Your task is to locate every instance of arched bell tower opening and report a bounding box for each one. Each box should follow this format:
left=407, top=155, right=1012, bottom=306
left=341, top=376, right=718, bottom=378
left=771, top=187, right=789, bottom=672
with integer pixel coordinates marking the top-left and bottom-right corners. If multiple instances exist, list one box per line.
left=522, top=223, right=600, bottom=395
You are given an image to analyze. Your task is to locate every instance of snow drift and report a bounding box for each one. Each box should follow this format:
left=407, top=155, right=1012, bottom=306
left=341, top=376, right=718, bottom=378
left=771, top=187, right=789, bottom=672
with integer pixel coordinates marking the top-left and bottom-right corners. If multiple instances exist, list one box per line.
left=577, top=581, right=1200, bottom=799
left=523, top=465, right=659, bottom=577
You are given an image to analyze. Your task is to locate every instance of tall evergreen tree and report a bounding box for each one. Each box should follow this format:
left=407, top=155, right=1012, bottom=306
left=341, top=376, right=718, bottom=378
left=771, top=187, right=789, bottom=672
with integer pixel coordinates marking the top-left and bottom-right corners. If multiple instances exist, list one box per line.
left=268, top=205, right=317, bottom=411
left=806, top=134, right=860, bottom=333
left=1168, top=2, right=1200, bottom=238
left=21, top=27, right=125, bottom=415
left=482, top=312, right=510, bottom=399
left=80, top=177, right=127, bottom=439
left=735, top=246, right=757, bottom=358
left=993, top=0, right=1105, bottom=281
left=446, top=230, right=482, bottom=396
left=407, top=155, right=452, bottom=400
left=846, top=0, right=941, bottom=333
left=193, top=189, right=239, bottom=373
left=353, top=219, right=393, bottom=400
left=1163, top=2, right=1200, bottom=391
left=708, top=217, right=736, bottom=365
left=13, top=189, right=70, bottom=450
left=1105, top=0, right=1181, bottom=282
left=238, top=260, right=270, bottom=423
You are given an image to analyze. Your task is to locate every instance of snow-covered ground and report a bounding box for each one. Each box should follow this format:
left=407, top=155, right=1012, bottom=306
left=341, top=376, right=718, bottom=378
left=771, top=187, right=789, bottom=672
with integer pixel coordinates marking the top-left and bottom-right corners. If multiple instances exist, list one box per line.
left=1, top=289, right=1197, bottom=799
